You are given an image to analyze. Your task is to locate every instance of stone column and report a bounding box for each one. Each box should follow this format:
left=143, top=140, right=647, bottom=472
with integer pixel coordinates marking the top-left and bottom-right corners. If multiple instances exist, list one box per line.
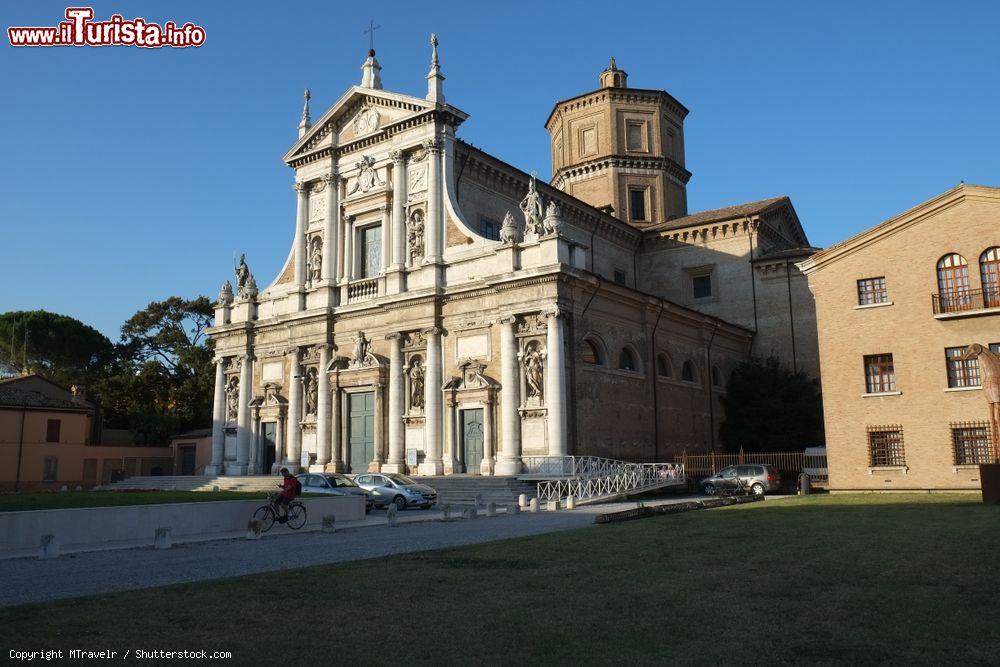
left=337, top=214, right=348, bottom=283
left=444, top=392, right=459, bottom=474
left=285, top=347, right=302, bottom=469
left=482, top=400, right=494, bottom=475
left=390, top=151, right=407, bottom=269
left=339, top=392, right=350, bottom=472
left=419, top=327, right=444, bottom=475
left=232, top=354, right=253, bottom=475
left=293, top=182, right=309, bottom=291
left=495, top=318, right=522, bottom=475
left=313, top=345, right=332, bottom=471
left=380, top=204, right=390, bottom=272
left=372, top=381, right=385, bottom=471
left=384, top=333, right=405, bottom=473
left=545, top=308, right=568, bottom=457
left=249, top=408, right=260, bottom=474
left=274, top=413, right=285, bottom=473
left=329, top=386, right=343, bottom=472
left=322, top=172, right=340, bottom=285
left=343, top=215, right=354, bottom=281
left=206, top=358, right=226, bottom=475
left=424, top=138, right=443, bottom=263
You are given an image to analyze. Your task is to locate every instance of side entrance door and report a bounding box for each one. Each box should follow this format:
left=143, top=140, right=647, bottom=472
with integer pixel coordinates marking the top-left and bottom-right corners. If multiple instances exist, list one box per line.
left=262, top=422, right=277, bottom=473
left=349, top=392, right=376, bottom=473
left=180, top=446, right=196, bottom=475
left=461, top=408, right=484, bottom=474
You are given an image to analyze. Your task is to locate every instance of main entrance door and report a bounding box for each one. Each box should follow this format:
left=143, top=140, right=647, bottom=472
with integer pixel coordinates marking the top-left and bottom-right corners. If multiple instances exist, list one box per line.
left=262, top=422, right=277, bottom=473
left=349, top=392, right=376, bottom=473
left=461, top=408, right=484, bottom=474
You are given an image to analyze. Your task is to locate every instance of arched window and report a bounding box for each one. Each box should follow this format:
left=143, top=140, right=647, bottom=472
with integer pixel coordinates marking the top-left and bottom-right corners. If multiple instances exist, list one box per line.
left=581, top=337, right=605, bottom=366
left=681, top=361, right=696, bottom=383
left=619, top=348, right=637, bottom=372
left=711, top=365, right=722, bottom=387
left=981, top=247, right=1000, bottom=308
left=936, top=253, right=970, bottom=313
left=656, top=354, right=672, bottom=378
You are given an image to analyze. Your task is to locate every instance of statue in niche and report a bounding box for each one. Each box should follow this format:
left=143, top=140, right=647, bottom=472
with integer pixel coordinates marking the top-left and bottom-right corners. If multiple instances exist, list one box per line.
left=218, top=280, right=233, bottom=306
left=519, top=174, right=545, bottom=235
left=350, top=332, right=376, bottom=369
left=408, top=210, right=425, bottom=262
left=409, top=359, right=425, bottom=410
left=499, top=211, right=520, bottom=245
left=523, top=342, right=544, bottom=401
left=309, top=237, right=323, bottom=283
left=226, top=376, right=240, bottom=421
left=303, top=367, right=318, bottom=416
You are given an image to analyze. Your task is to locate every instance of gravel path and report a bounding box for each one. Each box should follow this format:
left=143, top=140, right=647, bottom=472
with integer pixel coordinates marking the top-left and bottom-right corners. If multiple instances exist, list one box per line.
left=0, top=495, right=718, bottom=608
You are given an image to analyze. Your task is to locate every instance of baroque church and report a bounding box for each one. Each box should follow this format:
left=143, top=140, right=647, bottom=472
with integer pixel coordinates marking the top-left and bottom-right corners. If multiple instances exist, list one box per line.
left=205, top=38, right=819, bottom=477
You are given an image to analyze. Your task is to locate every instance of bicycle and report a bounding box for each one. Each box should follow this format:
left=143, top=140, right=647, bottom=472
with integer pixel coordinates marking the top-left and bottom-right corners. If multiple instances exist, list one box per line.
left=252, top=492, right=307, bottom=532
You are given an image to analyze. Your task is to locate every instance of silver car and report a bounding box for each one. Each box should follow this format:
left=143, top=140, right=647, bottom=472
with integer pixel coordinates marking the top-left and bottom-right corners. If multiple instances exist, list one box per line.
left=354, top=473, right=437, bottom=511
left=297, top=473, right=374, bottom=513
left=700, top=465, right=780, bottom=496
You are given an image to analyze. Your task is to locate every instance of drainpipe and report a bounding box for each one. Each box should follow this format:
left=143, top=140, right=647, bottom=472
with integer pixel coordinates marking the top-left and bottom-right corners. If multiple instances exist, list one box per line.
left=14, top=409, right=26, bottom=492
left=785, top=259, right=798, bottom=373
left=746, top=217, right=759, bottom=339
left=706, top=322, right=719, bottom=453
left=650, top=301, right=665, bottom=461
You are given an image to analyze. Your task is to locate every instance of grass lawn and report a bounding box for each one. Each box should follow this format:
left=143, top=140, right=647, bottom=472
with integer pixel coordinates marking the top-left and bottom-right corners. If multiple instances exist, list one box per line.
left=2, top=494, right=998, bottom=664
left=0, top=490, right=286, bottom=512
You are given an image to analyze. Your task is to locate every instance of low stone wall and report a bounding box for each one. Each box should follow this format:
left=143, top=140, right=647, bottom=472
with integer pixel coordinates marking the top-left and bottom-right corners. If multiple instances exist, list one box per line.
left=0, top=496, right=365, bottom=558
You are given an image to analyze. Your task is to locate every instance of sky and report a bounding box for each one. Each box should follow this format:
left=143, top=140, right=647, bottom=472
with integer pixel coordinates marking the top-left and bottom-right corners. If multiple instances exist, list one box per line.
left=1, top=0, right=998, bottom=339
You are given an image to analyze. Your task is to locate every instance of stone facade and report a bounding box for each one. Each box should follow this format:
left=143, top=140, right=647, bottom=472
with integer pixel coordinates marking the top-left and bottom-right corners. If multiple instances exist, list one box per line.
left=205, top=41, right=816, bottom=476
left=800, top=185, right=1000, bottom=490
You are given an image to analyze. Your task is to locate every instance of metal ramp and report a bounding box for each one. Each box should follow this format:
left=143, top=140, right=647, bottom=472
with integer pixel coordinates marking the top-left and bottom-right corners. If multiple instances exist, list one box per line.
left=520, top=456, right=686, bottom=506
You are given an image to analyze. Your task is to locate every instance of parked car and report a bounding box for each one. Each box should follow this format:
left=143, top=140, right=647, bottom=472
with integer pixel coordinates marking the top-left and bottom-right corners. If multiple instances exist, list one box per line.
left=296, top=473, right=374, bottom=513
left=353, top=473, right=437, bottom=511
left=700, top=465, right=780, bottom=496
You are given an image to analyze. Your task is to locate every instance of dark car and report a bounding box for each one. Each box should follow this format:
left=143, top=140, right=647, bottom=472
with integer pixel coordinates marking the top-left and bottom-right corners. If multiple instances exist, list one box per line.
left=296, top=473, right=373, bottom=513
left=700, top=465, right=780, bottom=496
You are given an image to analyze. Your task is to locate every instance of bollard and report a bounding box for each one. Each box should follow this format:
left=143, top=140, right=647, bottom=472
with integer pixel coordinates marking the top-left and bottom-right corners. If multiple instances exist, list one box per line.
left=442, top=504, right=453, bottom=521
left=60, top=485, right=68, bottom=492
left=799, top=473, right=811, bottom=496
left=486, top=501, right=497, bottom=517
left=386, top=504, right=398, bottom=527
left=462, top=507, right=478, bottom=520
left=154, top=527, right=172, bottom=550
left=565, top=495, right=576, bottom=510
left=546, top=500, right=560, bottom=512
left=39, top=534, right=59, bottom=560
left=529, top=498, right=539, bottom=513
left=474, top=493, right=484, bottom=509
left=510, top=503, right=521, bottom=515
left=246, top=519, right=262, bottom=540
left=212, top=485, right=220, bottom=492
left=518, top=493, right=528, bottom=508
left=321, top=515, right=336, bottom=533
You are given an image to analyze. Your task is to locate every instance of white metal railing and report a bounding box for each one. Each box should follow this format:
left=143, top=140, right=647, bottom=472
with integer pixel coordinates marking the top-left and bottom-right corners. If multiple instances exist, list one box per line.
left=521, top=456, right=645, bottom=479
left=347, top=277, right=379, bottom=303
left=535, top=461, right=685, bottom=503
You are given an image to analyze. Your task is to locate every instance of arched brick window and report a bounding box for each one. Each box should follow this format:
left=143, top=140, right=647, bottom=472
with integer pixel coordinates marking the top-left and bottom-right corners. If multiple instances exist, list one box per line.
left=936, top=253, right=970, bottom=312
left=656, top=353, right=672, bottom=378
left=981, top=247, right=1000, bottom=308
left=618, top=348, right=638, bottom=372
left=581, top=337, right=606, bottom=366
left=681, top=361, right=696, bottom=383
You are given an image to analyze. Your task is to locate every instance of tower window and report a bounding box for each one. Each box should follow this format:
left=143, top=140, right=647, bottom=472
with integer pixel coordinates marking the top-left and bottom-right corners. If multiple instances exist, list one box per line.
left=580, top=127, right=597, bottom=157
left=626, top=121, right=645, bottom=152
left=629, top=188, right=647, bottom=222
left=693, top=274, right=712, bottom=299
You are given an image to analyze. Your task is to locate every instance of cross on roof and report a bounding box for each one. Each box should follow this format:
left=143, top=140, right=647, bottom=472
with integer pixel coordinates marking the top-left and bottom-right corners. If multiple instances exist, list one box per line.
left=364, top=20, right=381, bottom=52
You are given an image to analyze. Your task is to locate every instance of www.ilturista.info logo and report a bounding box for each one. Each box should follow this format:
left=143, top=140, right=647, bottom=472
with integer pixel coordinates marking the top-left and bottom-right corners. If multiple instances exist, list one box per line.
left=8, top=7, right=206, bottom=48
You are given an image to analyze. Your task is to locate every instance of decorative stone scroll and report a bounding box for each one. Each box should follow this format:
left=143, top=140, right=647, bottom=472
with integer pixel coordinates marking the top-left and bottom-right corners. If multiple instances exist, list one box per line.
left=352, top=105, right=380, bottom=137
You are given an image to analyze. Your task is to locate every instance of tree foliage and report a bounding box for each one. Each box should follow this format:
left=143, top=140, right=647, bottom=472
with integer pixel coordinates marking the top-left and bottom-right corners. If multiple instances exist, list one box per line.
left=0, top=310, right=114, bottom=386
left=719, top=356, right=824, bottom=452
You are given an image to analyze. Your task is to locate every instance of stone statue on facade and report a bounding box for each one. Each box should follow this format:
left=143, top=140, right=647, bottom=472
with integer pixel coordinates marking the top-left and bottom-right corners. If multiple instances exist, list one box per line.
left=543, top=200, right=563, bottom=236
left=309, top=237, right=323, bottom=283
left=499, top=211, right=520, bottom=245
left=408, top=210, right=425, bottom=262
left=523, top=343, right=544, bottom=401
left=350, top=332, right=377, bottom=369
left=409, top=359, right=425, bottom=410
left=234, top=254, right=257, bottom=300
left=303, top=367, right=318, bottom=416
left=962, top=344, right=1000, bottom=457
left=218, top=280, right=233, bottom=306
left=519, top=174, right=545, bottom=235
left=226, top=376, right=240, bottom=421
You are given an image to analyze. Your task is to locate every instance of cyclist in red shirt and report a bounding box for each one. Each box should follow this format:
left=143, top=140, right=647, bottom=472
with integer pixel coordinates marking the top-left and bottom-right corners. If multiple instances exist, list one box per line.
left=275, top=467, right=299, bottom=523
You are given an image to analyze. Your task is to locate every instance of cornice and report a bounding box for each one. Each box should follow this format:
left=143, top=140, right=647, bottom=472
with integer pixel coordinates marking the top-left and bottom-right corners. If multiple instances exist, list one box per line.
left=552, top=154, right=692, bottom=187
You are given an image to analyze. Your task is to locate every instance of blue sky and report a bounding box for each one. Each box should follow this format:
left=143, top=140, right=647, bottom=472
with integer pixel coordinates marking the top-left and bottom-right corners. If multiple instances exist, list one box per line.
left=2, top=0, right=998, bottom=338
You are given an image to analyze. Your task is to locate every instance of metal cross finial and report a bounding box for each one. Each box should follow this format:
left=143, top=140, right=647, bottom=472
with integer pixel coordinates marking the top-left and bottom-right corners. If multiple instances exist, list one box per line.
left=364, top=20, right=381, bottom=52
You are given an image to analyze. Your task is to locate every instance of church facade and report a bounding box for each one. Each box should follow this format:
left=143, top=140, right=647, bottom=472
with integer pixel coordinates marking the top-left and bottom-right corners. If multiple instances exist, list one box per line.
left=205, top=39, right=818, bottom=477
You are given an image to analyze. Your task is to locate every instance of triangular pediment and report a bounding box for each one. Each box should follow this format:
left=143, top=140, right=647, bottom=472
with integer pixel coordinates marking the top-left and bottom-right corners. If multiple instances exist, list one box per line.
left=283, top=87, right=436, bottom=164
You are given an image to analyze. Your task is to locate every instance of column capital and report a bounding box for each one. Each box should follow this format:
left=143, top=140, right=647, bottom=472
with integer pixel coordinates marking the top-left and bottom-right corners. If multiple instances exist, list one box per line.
left=380, top=203, right=390, bottom=213
left=293, top=181, right=310, bottom=194
left=342, top=213, right=354, bottom=224
left=321, top=171, right=340, bottom=185
left=286, top=346, right=301, bottom=357
left=497, top=315, right=517, bottom=326
left=385, top=332, right=405, bottom=342
left=423, top=137, right=444, bottom=153
left=542, top=305, right=565, bottom=320
left=388, top=149, right=406, bottom=164
left=421, top=326, right=443, bottom=337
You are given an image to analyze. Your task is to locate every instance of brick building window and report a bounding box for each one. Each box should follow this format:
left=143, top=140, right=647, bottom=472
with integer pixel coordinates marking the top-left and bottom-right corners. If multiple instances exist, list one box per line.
left=581, top=337, right=606, bottom=366
left=618, top=348, right=638, bottom=372
left=45, top=419, right=61, bottom=443
left=625, top=121, right=645, bottom=152
left=857, top=277, right=888, bottom=305
left=950, top=421, right=994, bottom=465
left=629, top=188, right=647, bottom=222
left=42, top=456, right=58, bottom=482
left=981, top=247, right=1000, bottom=308
left=945, top=346, right=980, bottom=388
left=867, top=425, right=905, bottom=467
left=479, top=216, right=499, bottom=241
left=693, top=274, right=712, bottom=299
left=936, top=253, right=971, bottom=312
left=863, top=354, right=895, bottom=393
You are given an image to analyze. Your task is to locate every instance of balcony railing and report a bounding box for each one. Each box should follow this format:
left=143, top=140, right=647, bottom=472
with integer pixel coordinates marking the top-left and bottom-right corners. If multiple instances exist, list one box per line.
left=347, top=277, right=380, bottom=304
left=932, top=288, right=1000, bottom=315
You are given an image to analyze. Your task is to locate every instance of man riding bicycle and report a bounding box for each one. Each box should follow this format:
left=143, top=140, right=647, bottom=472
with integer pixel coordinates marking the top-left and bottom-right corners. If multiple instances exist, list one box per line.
left=275, top=467, right=300, bottom=523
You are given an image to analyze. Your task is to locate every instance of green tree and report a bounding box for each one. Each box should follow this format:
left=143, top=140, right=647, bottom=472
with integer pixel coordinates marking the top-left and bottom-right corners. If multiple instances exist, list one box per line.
left=0, top=310, right=114, bottom=386
left=719, top=356, right=824, bottom=452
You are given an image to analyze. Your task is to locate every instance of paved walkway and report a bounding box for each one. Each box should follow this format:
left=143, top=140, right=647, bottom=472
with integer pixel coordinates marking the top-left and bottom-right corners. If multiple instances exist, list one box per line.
left=0, top=495, right=778, bottom=607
